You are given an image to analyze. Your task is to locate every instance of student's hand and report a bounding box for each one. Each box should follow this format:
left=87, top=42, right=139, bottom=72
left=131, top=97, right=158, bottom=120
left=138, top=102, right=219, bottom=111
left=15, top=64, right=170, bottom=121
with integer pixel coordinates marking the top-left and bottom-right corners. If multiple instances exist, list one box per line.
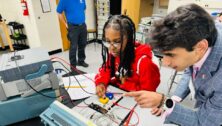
left=151, top=107, right=163, bottom=116
left=124, top=91, right=163, bottom=108
left=96, top=83, right=106, bottom=98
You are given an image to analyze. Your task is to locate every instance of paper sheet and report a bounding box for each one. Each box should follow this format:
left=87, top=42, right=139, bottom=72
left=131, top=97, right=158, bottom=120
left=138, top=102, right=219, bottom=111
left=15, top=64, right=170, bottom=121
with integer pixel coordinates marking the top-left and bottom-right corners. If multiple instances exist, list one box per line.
left=62, top=73, right=96, bottom=100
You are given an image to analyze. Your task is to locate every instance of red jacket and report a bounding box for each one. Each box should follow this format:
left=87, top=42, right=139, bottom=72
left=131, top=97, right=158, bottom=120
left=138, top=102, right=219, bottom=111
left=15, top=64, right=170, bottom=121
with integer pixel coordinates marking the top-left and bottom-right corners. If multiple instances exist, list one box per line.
left=95, top=43, right=160, bottom=91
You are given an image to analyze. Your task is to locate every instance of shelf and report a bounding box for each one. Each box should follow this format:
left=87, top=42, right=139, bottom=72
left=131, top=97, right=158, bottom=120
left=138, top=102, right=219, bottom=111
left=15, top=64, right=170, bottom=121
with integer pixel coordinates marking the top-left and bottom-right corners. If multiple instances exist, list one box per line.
left=7, top=21, right=29, bottom=50
left=13, top=44, right=29, bottom=50
left=10, top=34, right=27, bottom=41
left=8, top=23, right=24, bottom=29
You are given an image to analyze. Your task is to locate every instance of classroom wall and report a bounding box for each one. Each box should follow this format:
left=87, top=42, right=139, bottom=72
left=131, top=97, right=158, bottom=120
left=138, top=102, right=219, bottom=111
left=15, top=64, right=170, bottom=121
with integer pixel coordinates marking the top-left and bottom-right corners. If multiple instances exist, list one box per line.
left=28, top=0, right=63, bottom=51
left=153, top=0, right=168, bottom=16
left=85, top=0, right=96, bottom=30
left=0, top=0, right=63, bottom=52
left=0, top=0, right=20, bottom=46
left=0, top=0, right=96, bottom=52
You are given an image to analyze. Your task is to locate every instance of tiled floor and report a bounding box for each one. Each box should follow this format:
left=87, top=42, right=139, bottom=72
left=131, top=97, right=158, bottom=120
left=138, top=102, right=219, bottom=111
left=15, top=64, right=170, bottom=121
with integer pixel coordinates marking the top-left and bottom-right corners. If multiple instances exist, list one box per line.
left=51, top=43, right=103, bottom=74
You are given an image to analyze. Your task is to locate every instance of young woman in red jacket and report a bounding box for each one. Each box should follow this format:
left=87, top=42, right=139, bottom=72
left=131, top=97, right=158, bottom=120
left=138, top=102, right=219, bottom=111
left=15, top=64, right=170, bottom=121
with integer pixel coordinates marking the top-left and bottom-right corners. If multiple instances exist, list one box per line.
left=95, top=15, right=160, bottom=98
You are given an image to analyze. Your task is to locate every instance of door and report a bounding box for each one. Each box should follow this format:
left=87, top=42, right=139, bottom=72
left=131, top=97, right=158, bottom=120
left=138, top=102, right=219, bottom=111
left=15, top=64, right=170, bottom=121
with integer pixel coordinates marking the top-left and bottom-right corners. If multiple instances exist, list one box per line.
left=121, top=0, right=154, bottom=30
left=56, top=0, right=70, bottom=51
left=122, top=0, right=141, bottom=29
left=30, top=0, right=63, bottom=51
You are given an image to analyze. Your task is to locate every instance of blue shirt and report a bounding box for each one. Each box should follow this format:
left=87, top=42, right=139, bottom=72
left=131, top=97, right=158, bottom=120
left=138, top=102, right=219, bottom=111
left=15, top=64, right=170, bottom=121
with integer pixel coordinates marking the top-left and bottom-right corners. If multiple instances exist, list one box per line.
left=57, top=0, right=86, bottom=24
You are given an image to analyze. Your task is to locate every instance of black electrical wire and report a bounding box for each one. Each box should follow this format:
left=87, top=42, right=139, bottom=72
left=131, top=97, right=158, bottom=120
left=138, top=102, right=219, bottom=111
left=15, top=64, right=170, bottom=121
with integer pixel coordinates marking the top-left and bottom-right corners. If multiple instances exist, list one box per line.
left=51, top=59, right=97, bottom=109
left=72, top=75, right=96, bottom=95
left=83, top=100, right=90, bottom=106
left=52, top=61, right=71, bottom=91
left=51, top=59, right=96, bottom=95
left=13, top=51, right=60, bottom=99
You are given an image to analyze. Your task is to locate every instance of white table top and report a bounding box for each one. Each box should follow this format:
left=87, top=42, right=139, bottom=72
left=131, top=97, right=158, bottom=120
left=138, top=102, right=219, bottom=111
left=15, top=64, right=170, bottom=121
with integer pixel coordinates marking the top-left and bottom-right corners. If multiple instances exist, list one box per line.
left=72, top=85, right=176, bottom=126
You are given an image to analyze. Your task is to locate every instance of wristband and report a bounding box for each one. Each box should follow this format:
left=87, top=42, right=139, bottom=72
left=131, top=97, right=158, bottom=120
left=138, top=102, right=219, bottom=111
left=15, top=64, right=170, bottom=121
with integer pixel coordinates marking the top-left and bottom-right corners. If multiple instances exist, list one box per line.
left=157, top=93, right=164, bottom=108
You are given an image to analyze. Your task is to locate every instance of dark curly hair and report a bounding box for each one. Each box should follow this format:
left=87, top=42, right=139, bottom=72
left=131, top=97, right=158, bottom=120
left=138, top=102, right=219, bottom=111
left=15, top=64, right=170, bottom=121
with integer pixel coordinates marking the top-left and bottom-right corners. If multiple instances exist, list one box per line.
left=150, top=3, right=217, bottom=52
left=101, top=15, right=136, bottom=77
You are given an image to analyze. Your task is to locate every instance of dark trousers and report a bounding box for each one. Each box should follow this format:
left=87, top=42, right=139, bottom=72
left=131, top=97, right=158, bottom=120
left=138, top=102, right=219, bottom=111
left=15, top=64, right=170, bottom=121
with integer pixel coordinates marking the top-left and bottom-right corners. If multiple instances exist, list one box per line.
left=67, top=23, right=87, bottom=67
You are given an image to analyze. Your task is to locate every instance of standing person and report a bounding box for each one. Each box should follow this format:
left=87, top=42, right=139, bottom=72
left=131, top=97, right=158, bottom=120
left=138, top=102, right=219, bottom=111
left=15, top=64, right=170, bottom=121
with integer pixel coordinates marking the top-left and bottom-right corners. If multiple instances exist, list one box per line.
left=125, top=4, right=222, bottom=126
left=95, top=15, right=160, bottom=98
left=57, top=0, right=89, bottom=75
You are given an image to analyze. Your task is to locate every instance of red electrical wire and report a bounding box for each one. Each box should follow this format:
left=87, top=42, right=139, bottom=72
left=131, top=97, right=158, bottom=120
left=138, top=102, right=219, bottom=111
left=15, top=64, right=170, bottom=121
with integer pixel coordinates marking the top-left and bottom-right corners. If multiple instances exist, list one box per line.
left=113, top=102, right=140, bottom=126
left=125, top=110, right=134, bottom=126
left=50, top=56, right=94, bottom=82
left=51, top=57, right=140, bottom=125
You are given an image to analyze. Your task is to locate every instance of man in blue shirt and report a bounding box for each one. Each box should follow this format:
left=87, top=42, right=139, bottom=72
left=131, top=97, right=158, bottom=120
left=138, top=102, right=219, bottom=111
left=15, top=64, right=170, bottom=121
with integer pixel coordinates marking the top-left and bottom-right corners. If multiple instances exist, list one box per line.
left=57, top=0, right=89, bottom=73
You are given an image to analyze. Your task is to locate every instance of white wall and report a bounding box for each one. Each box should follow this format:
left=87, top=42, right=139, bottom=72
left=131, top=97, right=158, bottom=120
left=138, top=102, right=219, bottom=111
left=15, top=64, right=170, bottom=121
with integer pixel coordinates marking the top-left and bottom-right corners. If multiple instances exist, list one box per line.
left=0, top=0, right=20, bottom=22
left=0, top=0, right=20, bottom=46
left=168, top=0, right=222, bottom=14
left=28, top=0, right=63, bottom=51
left=18, top=0, right=41, bottom=48
left=0, top=0, right=96, bottom=51
left=85, top=0, right=96, bottom=30
left=0, top=0, right=63, bottom=52
left=153, top=0, right=168, bottom=16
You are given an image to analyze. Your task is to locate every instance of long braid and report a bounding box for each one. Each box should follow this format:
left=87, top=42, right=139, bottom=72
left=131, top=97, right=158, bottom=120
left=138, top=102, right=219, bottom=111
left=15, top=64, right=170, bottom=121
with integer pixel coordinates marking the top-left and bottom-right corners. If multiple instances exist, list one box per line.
left=101, top=15, right=136, bottom=78
left=101, top=17, right=112, bottom=70
left=118, top=15, right=136, bottom=77
left=110, top=55, right=115, bottom=77
left=115, top=18, right=124, bottom=77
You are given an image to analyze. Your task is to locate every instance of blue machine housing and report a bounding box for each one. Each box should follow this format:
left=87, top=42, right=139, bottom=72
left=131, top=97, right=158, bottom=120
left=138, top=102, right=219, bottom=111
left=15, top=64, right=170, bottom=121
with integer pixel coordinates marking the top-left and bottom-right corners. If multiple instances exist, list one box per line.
left=0, top=48, right=54, bottom=83
left=0, top=89, right=57, bottom=125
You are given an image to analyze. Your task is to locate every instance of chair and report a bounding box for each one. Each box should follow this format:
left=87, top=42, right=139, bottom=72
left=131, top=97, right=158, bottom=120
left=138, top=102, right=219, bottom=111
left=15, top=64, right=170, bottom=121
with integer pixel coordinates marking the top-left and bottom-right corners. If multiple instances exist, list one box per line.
left=87, top=29, right=97, bottom=44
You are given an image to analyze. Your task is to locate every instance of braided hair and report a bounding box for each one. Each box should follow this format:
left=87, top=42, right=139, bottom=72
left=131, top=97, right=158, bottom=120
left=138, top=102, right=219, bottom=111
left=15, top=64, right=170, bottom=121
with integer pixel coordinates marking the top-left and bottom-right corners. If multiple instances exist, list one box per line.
left=101, top=15, right=136, bottom=78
